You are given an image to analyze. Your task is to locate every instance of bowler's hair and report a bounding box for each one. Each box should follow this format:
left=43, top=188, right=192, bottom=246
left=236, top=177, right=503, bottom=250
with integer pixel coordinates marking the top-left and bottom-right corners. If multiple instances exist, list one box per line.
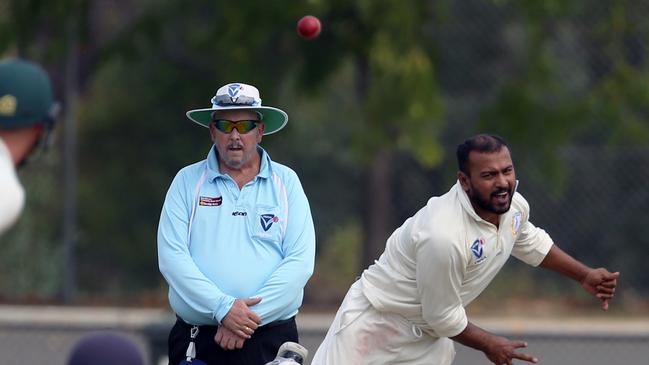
left=456, top=134, right=510, bottom=175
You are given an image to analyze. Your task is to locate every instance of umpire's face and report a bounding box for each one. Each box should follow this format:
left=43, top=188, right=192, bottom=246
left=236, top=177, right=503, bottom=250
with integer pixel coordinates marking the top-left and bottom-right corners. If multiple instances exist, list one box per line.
left=459, top=146, right=516, bottom=224
left=209, top=109, right=264, bottom=171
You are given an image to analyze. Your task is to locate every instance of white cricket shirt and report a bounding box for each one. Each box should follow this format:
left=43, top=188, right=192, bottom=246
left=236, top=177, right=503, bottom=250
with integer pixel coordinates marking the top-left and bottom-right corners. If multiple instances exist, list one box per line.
left=361, top=181, right=554, bottom=338
left=0, top=139, right=24, bottom=235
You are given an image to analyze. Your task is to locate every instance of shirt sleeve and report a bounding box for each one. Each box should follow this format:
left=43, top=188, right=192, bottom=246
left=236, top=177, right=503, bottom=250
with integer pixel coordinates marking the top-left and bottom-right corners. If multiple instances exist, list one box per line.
left=511, top=194, right=554, bottom=266
left=157, top=170, right=235, bottom=323
left=250, top=171, right=316, bottom=324
left=0, top=141, right=24, bottom=235
left=415, top=221, right=468, bottom=338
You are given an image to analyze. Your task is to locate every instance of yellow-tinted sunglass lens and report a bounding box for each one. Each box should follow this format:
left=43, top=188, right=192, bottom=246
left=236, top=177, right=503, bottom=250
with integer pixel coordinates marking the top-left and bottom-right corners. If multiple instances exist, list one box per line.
left=214, top=120, right=258, bottom=134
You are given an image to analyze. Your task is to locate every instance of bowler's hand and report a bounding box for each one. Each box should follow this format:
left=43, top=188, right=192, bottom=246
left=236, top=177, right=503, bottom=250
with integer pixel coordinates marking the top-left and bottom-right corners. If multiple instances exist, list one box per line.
left=484, top=336, right=538, bottom=365
left=581, top=269, right=620, bottom=310
left=222, top=297, right=262, bottom=339
left=215, top=325, right=246, bottom=350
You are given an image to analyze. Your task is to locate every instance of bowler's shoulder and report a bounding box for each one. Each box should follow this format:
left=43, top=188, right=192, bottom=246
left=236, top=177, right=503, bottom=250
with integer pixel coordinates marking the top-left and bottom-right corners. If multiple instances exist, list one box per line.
left=424, top=187, right=463, bottom=220
left=412, top=189, right=463, bottom=239
left=510, top=191, right=531, bottom=220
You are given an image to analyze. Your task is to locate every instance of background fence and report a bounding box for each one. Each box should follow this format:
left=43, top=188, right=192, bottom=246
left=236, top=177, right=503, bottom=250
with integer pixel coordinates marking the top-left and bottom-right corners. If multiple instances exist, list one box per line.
left=1, top=307, right=648, bottom=365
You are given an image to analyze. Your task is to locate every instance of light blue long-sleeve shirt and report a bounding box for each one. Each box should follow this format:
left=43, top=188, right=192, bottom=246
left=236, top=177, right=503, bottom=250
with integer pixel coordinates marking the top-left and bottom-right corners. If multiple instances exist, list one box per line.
left=157, top=146, right=315, bottom=326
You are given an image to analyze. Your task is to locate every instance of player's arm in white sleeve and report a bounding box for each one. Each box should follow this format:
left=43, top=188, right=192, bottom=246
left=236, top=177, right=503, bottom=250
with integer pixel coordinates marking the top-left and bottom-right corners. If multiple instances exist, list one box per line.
left=510, top=193, right=554, bottom=266
left=0, top=141, right=24, bottom=235
left=416, top=228, right=468, bottom=338
left=157, top=170, right=236, bottom=323
left=251, top=172, right=316, bottom=324
left=415, top=230, right=536, bottom=363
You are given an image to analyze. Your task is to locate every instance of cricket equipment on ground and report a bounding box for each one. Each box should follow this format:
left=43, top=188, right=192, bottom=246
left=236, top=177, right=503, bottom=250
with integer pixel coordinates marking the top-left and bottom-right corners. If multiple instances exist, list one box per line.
left=264, top=341, right=308, bottom=365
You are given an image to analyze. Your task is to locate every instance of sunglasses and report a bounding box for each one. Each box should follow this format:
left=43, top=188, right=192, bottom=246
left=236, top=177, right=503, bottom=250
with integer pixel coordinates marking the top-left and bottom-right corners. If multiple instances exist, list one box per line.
left=212, top=119, right=259, bottom=134
left=211, top=94, right=259, bottom=107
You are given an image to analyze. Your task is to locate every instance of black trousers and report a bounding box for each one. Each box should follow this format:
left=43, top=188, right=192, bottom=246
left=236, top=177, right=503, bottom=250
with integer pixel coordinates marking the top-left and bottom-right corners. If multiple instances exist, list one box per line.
left=168, top=316, right=298, bottom=365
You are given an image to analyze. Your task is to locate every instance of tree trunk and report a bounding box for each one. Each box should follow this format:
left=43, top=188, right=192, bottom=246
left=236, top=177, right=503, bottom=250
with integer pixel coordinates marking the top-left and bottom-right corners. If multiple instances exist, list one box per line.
left=361, top=149, right=393, bottom=270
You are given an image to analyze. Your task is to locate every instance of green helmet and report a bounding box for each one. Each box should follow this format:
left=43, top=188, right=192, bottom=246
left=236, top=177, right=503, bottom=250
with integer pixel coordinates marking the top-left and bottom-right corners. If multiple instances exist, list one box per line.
left=0, top=58, right=57, bottom=129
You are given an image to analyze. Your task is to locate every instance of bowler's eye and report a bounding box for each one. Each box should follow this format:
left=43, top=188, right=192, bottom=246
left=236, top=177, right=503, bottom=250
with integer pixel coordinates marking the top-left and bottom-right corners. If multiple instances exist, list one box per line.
left=503, top=167, right=514, bottom=174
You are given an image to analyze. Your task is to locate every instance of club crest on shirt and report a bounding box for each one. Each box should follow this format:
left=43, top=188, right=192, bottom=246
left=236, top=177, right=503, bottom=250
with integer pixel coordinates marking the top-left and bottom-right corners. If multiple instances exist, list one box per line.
left=199, top=196, right=222, bottom=206
left=511, top=211, right=522, bottom=236
left=260, top=214, right=279, bottom=231
left=471, top=238, right=487, bottom=264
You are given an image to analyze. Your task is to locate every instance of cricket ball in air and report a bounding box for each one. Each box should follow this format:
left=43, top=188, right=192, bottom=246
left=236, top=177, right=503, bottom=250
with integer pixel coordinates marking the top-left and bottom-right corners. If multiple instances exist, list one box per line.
left=297, top=15, right=321, bottom=40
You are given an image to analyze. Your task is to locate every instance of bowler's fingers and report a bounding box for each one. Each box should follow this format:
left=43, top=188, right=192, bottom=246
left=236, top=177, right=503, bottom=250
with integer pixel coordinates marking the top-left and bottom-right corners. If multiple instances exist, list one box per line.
left=512, top=351, right=538, bottom=364
left=510, top=341, right=538, bottom=364
left=606, top=271, right=621, bottom=280
left=596, top=284, right=616, bottom=294
left=511, top=340, right=528, bottom=350
left=600, top=298, right=610, bottom=311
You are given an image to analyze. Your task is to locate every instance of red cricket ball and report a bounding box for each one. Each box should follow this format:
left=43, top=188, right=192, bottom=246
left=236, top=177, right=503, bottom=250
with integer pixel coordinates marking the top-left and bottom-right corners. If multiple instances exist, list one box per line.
left=297, top=15, right=321, bottom=40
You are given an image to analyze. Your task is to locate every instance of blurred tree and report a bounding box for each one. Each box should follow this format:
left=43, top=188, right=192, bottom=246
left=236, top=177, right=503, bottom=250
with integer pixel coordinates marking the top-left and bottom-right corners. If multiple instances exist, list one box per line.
left=74, top=0, right=447, bottom=295
left=2, top=0, right=648, bottom=306
left=294, top=0, right=445, bottom=268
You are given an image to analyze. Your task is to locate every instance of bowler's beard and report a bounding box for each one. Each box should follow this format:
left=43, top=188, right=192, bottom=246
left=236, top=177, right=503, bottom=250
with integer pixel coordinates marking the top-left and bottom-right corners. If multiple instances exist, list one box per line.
left=468, top=184, right=513, bottom=215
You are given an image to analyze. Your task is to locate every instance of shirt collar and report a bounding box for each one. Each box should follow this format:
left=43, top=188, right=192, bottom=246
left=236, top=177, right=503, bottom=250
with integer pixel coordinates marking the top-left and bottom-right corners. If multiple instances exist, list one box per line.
left=205, top=145, right=271, bottom=182
left=455, top=180, right=484, bottom=222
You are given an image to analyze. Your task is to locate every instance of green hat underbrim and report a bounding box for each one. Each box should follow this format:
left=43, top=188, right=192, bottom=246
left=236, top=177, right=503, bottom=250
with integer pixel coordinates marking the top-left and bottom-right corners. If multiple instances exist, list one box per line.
left=186, top=106, right=288, bottom=135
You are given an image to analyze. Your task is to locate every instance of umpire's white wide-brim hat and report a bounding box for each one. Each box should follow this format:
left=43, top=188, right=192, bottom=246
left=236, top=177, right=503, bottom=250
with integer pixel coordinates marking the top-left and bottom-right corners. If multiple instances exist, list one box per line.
left=186, top=82, right=288, bottom=135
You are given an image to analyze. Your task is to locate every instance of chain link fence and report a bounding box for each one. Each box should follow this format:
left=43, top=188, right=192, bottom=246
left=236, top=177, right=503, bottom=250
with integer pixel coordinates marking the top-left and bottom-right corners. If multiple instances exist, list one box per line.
left=306, top=0, right=649, bottom=314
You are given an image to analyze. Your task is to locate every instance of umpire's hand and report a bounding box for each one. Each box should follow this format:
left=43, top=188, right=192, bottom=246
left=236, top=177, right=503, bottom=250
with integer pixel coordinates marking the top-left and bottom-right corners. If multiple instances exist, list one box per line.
left=222, top=297, right=262, bottom=339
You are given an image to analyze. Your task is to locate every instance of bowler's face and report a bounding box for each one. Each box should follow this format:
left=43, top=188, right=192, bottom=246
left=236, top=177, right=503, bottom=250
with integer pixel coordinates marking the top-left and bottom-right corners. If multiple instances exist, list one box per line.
left=209, top=110, right=264, bottom=171
left=459, top=147, right=516, bottom=225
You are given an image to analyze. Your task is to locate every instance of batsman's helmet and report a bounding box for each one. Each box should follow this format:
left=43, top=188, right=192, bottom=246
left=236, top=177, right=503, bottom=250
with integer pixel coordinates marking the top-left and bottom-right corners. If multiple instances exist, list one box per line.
left=0, top=58, right=58, bottom=129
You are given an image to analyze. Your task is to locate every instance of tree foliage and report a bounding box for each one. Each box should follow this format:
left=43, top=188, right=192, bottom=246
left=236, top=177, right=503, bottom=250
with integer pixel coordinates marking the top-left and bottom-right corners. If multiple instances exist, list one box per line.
left=1, top=0, right=648, bottom=305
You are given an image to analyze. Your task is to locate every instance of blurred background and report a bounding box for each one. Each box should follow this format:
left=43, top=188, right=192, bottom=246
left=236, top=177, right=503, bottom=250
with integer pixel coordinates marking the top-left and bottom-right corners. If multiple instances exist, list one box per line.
left=1, top=0, right=648, bottom=364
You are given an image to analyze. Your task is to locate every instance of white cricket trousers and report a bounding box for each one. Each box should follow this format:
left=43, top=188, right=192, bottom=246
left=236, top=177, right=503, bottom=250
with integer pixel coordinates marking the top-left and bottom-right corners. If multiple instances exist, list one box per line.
left=311, top=280, right=456, bottom=365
